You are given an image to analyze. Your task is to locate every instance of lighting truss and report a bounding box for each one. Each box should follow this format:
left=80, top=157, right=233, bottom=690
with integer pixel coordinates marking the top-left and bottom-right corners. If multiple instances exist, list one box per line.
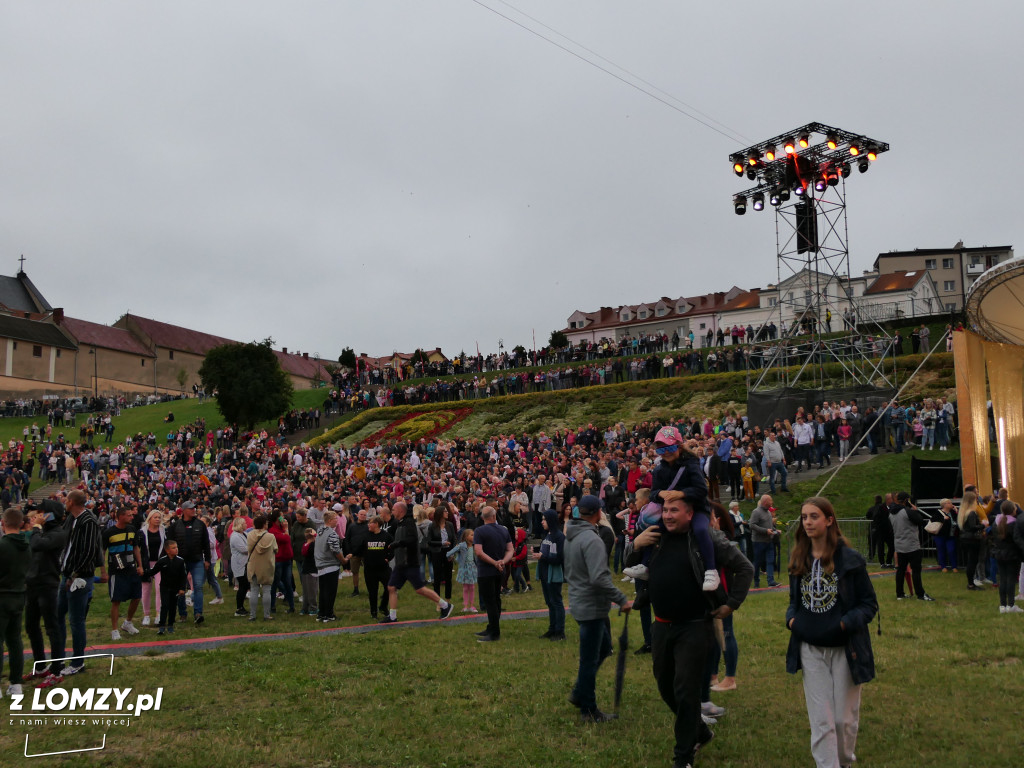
left=729, top=122, right=895, bottom=392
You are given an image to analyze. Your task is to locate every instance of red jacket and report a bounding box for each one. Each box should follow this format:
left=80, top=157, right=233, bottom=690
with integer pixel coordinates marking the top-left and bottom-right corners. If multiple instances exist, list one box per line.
left=270, top=522, right=293, bottom=562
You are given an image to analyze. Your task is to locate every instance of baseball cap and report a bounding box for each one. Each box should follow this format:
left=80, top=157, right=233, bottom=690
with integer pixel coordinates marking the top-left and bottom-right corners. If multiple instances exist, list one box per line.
left=654, top=426, right=683, bottom=446
left=578, top=495, right=602, bottom=514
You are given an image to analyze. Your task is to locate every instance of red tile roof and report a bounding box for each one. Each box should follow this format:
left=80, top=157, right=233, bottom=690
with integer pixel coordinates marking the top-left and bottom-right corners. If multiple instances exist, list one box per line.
left=275, top=351, right=328, bottom=380
left=63, top=316, right=155, bottom=357
left=121, top=314, right=236, bottom=355
left=864, top=271, right=924, bottom=295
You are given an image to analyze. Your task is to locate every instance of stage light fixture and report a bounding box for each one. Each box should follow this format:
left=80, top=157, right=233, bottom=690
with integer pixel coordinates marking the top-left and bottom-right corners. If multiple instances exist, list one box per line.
left=748, top=150, right=760, bottom=166
left=734, top=195, right=747, bottom=215
left=794, top=183, right=805, bottom=197
left=733, top=161, right=744, bottom=176
left=858, top=158, right=870, bottom=173
left=784, top=136, right=796, bottom=154
left=840, top=162, right=852, bottom=178
left=769, top=190, right=781, bottom=207
left=798, top=132, right=810, bottom=148
left=746, top=167, right=757, bottom=180
left=849, top=141, right=861, bottom=157
left=752, top=193, right=765, bottom=211
left=827, top=168, right=839, bottom=187
left=867, top=145, right=878, bottom=162
left=826, top=133, right=839, bottom=150
left=765, top=144, right=777, bottom=161
left=814, top=176, right=827, bottom=192
left=779, top=187, right=791, bottom=202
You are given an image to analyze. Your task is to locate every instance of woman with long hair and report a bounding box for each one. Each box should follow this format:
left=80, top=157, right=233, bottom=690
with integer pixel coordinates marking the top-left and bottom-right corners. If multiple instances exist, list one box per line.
left=140, top=510, right=166, bottom=626
left=992, top=500, right=1023, bottom=613
left=708, top=502, right=740, bottom=693
left=786, top=497, right=877, bottom=768
left=957, top=491, right=986, bottom=590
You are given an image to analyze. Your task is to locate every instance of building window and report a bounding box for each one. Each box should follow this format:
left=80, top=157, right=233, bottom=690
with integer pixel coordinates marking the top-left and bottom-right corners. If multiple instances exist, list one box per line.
left=942, top=257, right=954, bottom=269
left=656, top=307, right=666, bottom=317
left=12, top=342, right=16, bottom=350
left=971, top=255, right=983, bottom=265
left=56, top=350, right=61, bottom=358
left=946, top=303, right=956, bottom=311
left=638, top=310, right=648, bottom=319
left=699, top=323, right=706, bottom=330
left=925, top=258, right=936, bottom=269
left=32, top=345, right=42, bottom=357
left=768, top=297, right=777, bottom=307
left=943, top=281, right=955, bottom=292
left=141, top=358, right=146, bottom=367
left=169, top=350, right=175, bottom=360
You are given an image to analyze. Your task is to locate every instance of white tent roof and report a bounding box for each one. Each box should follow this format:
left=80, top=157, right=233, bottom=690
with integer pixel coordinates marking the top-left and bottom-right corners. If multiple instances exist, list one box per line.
left=966, top=257, right=1024, bottom=346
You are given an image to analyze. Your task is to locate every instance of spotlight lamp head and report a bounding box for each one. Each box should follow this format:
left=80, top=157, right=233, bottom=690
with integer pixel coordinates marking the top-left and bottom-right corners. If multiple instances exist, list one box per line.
left=733, top=160, right=745, bottom=177
left=765, top=144, right=777, bottom=161
left=748, top=150, right=760, bottom=167
left=858, top=158, right=870, bottom=173
left=793, top=183, right=805, bottom=197
left=826, top=168, right=839, bottom=187
left=798, top=132, right=810, bottom=148
left=826, top=132, right=839, bottom=150
left=814, top=176, right=827, bottom=192
left=734, top=195, right=747, bottom=215
left=849, top=141, right=861, bottom=157
left=752, top=192, right=765, bottom=211
left=783, top=136, right=796, bottom=154
left=745, top=167, right=757, bottom=181
left=769, top=190, right=781, bottom=207
left=867, top=145, right=878, bottom=162
left=840, top=162, right=852, bottom=178
left=779, top=187, right=791, bottom=202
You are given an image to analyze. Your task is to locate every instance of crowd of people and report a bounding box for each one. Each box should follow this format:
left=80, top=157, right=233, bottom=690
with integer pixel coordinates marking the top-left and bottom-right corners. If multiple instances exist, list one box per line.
left=1, top=385, right=1021, bottom=768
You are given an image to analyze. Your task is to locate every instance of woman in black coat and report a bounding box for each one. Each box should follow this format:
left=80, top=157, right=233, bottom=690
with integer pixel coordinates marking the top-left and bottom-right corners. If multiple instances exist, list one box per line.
left=427, top=505, right=457, bottom=601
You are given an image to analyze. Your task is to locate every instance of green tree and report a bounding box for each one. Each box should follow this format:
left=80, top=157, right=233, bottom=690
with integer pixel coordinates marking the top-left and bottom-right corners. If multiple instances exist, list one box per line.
left=512, top=344, right=526, bottom=356
left=338, top=347, right=357, bottom=368
left=411, top=349, right=430, bottom=366
left=176, top=367, right=188, bottom=393
left=548, top=330, right=569, bottom=349
left=200, top=339, right=294, bottom=430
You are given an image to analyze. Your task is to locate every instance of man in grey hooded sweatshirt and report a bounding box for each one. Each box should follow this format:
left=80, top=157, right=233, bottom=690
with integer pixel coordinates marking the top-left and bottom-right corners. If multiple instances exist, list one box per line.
left=564, top=495, right=632, bottom=723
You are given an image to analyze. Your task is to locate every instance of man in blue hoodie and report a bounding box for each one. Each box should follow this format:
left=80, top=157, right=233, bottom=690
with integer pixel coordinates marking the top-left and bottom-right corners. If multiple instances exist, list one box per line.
left=565, top=495, right=632, bottom=723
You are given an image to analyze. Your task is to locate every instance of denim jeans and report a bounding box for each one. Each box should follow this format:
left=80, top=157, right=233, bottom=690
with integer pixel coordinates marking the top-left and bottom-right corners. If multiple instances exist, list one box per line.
left=753, top=541, right=776, bottom=586
left=922, top=426, right=935, bottom=449
left=56, top=580, right=93, bottom=669
left=185, top=560, right=206, bottom=617
left=768, top=462, right=788, bottom=492
left=572, top=617, right=613, bottom=714
left=271, top=560, right=294, bottom=612
left=540, top=578, right=564, bottom=634
left=206, top=562, right=223, bottom=600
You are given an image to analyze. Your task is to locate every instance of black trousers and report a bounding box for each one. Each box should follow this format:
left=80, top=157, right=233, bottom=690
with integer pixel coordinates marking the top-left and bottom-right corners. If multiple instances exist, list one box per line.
left=235, top=574, right=250, bottom=612
left=962, top=540, right=981, bottom=587
left=478, top=574, right=503, bottom=638
left=25, top=583, right=62, bottom=675
left=431, top=552, right=453, bottom=600
left=876, top=534, right=894, bottom=566
left=158, top=589, right=178, bottom=628
left=895, top=549, right=925, bottom=598
left=365, top=567, right=390, bottom=616
left=318, top=571, right=339, bottom=619
left=652, top=619, right=714, bottom=765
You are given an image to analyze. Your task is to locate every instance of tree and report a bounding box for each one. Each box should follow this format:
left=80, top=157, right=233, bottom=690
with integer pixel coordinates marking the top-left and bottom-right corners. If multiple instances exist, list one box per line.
left=176, top=367, right=188, bottom=393
left=199, top=339, right=294, bottom=430
left=338, top=347, right=357, bottom=369
left=411, top=349, right=430, bottom=366
left=512, top=344, right=526, bottom=356
left=549, top=330, right=569, bottom=349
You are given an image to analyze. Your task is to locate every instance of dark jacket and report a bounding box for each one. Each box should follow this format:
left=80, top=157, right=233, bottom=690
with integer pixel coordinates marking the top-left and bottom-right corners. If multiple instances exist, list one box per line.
left=61, top=510, right=104, bottom=581
left=992, top=520, right=1023, bottom=563
left=959, top=509, right=985, bottom=542
left=27, top=521, right=69, bottom=588
left=427, top=521, right=458, bottom=555
left=538, top=510, right=565, bottom=583
left=651, top=454, right=709, bottom=514
left=148, top=554, right=189, bottom=595
left=625, top=528, right=753, bottom=614
left=0, top=531, right=31, bottom=596
left=786, top=544, right=878, bottom=685
left=166, top=515, right=211, bottom=563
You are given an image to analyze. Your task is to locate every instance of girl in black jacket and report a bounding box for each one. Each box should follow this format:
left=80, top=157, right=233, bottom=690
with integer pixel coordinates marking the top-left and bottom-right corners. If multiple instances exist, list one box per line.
left=992, top=500, right=1023, bottom=613
left=786, top=497, right=877, bottom=768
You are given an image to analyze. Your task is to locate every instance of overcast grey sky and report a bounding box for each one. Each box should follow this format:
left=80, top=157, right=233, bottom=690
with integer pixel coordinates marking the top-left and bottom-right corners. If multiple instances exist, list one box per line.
left=1, top=1, right=1018, bottom=361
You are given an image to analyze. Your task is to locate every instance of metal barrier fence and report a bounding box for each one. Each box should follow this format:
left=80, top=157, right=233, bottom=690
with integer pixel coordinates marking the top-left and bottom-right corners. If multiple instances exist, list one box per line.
left=779, top=515, right=945, bottom=566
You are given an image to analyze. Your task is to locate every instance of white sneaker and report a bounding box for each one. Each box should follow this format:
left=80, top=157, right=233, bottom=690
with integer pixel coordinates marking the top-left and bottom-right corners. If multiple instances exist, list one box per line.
left=974, top=580, right=985, bottom=588
left=185, top=590, right=194, bottom=607
left=111, top=629, right=121, bottom=641
left=703, top=569, right=721, bottom=592
left=6, top=684, right=23, bottom=697
left=622, top=564, right=649, bottom=581
left=1000, top=606, right=1008, bottom=614
left=209, top=598, right=224, bottom=605
left=141, top=615, right=151, bottom=626
left=121, top=620, right=139, bottom=635
left=983, top=579, right=995, bottom=585
left=1008, top=604, right=1024, bottom=613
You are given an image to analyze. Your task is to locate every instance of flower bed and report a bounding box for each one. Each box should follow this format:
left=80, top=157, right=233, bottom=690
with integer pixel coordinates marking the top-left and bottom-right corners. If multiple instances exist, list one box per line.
left=361, top=407, right=472, bottom=447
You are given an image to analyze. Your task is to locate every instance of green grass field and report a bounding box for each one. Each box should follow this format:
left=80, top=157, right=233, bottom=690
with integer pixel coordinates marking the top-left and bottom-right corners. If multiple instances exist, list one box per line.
left=6, top=566, right=1022, bottom=767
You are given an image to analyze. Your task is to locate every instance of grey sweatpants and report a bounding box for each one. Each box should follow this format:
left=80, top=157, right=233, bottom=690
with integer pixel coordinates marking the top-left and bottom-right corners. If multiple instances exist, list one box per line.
left=799, top=643, right=862, bottom=768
